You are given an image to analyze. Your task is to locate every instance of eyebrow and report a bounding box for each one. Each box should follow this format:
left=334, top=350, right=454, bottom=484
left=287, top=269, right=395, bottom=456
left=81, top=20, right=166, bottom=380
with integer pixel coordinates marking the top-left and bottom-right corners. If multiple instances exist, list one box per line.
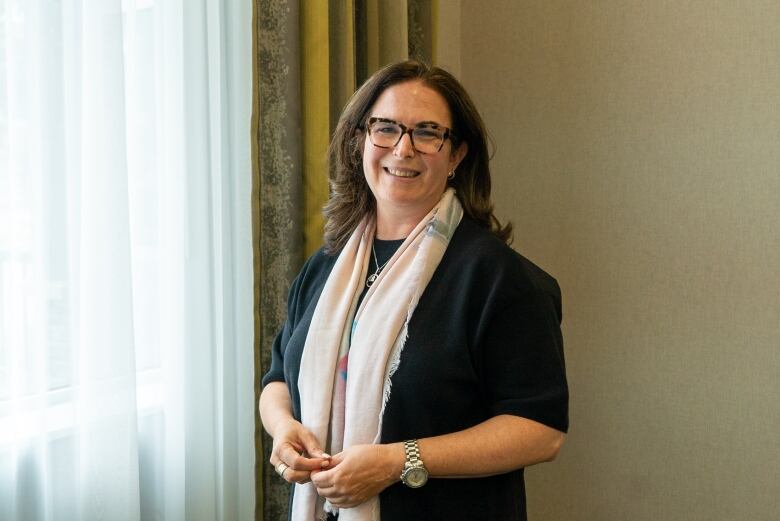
left=371, top=116, right=448, bottom=128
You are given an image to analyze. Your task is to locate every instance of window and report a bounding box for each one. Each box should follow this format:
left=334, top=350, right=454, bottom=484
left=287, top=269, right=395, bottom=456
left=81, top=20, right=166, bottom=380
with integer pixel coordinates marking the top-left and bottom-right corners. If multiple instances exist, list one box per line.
left=0, top=2, right=254, bottom=519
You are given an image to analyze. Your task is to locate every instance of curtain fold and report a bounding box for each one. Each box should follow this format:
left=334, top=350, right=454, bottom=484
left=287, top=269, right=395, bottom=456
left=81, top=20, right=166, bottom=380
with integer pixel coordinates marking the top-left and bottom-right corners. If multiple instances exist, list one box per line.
left=302, top=0, right=331, bottom=258
left=252, top=1, right=434, bottom=518
left=253, top=1, right=305, bottom=520
left=77, top=4, right=140, bottom=519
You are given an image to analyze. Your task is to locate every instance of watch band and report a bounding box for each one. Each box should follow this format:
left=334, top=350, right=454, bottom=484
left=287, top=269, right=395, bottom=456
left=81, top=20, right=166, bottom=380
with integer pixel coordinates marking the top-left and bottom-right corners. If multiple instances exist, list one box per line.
left=404, top=439, right=422, bottom=465
left=401, top=439, right=428, bottom=488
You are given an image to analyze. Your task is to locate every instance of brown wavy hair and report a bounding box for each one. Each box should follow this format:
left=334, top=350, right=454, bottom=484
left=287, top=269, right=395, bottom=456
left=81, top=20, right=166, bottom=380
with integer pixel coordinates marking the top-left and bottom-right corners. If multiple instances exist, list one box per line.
left=323, top=60, right=512, bottom=254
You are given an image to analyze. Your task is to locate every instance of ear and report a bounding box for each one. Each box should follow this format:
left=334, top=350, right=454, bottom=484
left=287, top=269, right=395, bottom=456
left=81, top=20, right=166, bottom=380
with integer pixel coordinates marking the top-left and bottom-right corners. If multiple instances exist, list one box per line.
left=449, top=141, right=468, bottom=172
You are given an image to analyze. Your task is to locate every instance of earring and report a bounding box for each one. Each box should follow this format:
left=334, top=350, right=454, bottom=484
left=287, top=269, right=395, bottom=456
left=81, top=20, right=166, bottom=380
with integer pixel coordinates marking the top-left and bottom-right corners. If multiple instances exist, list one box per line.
left=447, top=171, right=455, bottom=180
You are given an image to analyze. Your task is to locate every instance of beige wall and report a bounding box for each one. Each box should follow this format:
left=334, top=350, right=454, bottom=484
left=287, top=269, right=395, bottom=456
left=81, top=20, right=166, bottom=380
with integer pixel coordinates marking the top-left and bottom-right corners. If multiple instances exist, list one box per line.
left=451, top=1, right=780, bottom=519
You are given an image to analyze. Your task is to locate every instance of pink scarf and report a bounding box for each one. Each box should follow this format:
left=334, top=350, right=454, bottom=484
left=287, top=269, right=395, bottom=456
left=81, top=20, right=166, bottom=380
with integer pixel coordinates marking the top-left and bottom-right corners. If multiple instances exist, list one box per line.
left=294, top=189, right=463, bottom=521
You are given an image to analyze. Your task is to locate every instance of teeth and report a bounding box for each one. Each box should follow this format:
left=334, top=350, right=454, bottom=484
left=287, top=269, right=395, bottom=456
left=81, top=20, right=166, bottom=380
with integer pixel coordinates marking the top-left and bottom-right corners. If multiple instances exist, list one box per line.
left=385, top=167, right=419, bottom=177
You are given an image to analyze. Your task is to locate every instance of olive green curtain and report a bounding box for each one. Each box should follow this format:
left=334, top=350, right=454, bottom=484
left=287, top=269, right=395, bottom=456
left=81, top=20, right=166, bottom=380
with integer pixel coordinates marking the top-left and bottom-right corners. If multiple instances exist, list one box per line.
left=251, top=1, right=435, bottom=519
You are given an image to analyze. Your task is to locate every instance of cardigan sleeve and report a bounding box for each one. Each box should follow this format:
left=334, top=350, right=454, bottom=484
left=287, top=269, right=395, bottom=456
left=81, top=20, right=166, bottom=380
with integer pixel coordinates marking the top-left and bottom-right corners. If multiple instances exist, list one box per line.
left=260, top=258, right=307, bottom=387
left=261, top=320, right=291, bottom=386
left=260, top=248, right=337, bottom=389
left=479, top=278, right=569, bottom=432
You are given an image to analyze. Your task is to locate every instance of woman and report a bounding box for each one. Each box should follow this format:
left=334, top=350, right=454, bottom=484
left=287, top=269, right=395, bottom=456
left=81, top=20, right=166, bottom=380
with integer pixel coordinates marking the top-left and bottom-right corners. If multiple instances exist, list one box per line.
left=260, top=61, right=568, bottom=521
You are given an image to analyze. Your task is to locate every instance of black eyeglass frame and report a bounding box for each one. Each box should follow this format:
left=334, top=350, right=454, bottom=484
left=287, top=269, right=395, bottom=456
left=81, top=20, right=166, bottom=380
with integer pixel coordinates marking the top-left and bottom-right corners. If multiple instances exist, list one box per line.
left=366, top=117, right=455, bottom=154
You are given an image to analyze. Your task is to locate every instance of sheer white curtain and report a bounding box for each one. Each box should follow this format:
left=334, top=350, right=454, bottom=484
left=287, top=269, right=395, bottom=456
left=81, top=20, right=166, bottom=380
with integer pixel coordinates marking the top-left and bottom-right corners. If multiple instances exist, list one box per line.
left=0, top=1, right=255, bottom=520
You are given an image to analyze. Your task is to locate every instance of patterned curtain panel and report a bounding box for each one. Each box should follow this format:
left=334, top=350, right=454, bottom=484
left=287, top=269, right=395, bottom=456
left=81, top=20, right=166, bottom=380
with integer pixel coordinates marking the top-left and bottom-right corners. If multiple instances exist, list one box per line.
left=251, top=1, right=434, bottom=519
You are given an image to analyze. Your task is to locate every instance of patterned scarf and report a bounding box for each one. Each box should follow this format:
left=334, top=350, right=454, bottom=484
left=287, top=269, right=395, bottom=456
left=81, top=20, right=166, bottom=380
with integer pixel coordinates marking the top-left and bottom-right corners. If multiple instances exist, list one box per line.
left=293, top=188, right=463, bottom=521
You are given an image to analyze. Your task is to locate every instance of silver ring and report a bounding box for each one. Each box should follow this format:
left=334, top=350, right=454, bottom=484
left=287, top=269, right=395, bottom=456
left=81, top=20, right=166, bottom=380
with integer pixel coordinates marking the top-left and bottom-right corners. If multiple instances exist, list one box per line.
left=276, top=462, right=289, bottom=478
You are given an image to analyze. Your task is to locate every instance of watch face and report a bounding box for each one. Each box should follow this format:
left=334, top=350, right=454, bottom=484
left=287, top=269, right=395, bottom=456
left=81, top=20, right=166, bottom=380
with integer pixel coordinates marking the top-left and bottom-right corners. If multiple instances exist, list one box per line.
left=404, top=467, right=428, bottom=488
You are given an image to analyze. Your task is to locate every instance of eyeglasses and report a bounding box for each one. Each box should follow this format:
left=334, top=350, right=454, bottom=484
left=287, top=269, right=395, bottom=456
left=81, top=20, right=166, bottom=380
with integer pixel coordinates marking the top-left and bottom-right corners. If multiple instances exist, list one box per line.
left=366, top=117, right=454, bottom=154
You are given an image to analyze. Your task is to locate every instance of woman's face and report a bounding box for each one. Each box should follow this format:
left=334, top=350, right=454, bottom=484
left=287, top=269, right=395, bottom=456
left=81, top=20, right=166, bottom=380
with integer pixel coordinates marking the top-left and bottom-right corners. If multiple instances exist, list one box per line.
left=362, top=80, right=467, bottom=221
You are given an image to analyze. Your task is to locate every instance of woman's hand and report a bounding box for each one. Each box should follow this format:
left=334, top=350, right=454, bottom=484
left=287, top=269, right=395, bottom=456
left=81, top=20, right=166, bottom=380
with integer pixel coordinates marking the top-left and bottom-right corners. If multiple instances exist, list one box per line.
left=260, top=382, right=330, bottom=484
left=269, top=418, right=331, bottom=484
left=310, top=443, right=404, bottom=509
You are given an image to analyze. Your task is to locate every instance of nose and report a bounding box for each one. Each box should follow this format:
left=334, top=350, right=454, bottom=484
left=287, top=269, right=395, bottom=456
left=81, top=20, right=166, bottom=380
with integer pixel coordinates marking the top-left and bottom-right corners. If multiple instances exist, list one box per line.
left=393, top=131, right=416, bottom=158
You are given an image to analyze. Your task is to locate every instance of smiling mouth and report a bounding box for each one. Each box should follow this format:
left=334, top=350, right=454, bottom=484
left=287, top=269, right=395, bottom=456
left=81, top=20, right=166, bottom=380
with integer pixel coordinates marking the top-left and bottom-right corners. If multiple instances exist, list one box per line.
left=383, top=166, right=420, bottom=178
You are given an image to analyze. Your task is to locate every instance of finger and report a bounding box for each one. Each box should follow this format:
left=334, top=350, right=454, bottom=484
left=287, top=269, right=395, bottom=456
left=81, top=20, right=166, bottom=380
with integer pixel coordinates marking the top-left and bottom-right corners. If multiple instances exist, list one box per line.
left=271, top=442, right=307, bottom=467
left=290, top=452, right=329, bottom=472
left=326, top=496, right=356, bottom=509
left=269, top=455, right=284, bottom=474
left=270, top=455, right=314, bottom=484
left=298, top=429, right=328, bottom=458
left=298, top=437, right=332, bottom=468
left=310, top=470, right=330, bottom=487
left=309, top=468, right=328, bottom=483
left=322, top=452, right=343, bottom=469
left=316, top=486, right=342, bottom=501
left=311, top=465, right=336, bottom=486
left=284, top=468, right=312, bottom=484
left=278, top=444, right=327, bottom=472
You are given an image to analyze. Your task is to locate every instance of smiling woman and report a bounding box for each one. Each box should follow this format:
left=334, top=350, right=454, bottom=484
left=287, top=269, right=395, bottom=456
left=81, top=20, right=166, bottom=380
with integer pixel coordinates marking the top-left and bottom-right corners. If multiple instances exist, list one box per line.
left=259, top=61, right=569, bottom=521
left=361, top=81, right=467, bottom=239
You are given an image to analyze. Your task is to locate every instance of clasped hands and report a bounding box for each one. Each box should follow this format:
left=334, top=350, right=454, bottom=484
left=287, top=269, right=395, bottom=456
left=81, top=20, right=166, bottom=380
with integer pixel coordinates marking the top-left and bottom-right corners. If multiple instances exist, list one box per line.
left=270, top=419, right=402, bottom=509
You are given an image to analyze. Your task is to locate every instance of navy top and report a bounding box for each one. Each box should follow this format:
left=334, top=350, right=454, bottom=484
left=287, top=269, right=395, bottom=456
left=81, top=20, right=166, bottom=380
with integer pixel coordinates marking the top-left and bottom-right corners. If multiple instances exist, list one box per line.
left=263, top=217, right=569, bottom=521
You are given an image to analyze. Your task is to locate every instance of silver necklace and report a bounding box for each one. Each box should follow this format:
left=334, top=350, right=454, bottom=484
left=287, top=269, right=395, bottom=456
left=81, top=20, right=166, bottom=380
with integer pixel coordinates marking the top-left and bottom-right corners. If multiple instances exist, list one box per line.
left=366, top=243, right=391, bottom=288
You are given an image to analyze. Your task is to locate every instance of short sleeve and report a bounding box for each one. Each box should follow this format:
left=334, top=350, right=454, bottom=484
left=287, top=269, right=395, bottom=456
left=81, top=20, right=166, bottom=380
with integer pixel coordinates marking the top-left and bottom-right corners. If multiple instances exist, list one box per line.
left=260, top=259, right=306, bottom=388
left=261, top=320, right=291, bottom=387
left=480, top=281, right=569, bottom=432
left=259, top=248, right=336, bottom=390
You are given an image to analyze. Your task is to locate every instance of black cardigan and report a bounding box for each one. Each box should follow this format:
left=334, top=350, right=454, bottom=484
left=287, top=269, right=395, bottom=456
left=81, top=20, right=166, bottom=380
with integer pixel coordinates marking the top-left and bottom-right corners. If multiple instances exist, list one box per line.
left=263, top=217, right=569, bottom=521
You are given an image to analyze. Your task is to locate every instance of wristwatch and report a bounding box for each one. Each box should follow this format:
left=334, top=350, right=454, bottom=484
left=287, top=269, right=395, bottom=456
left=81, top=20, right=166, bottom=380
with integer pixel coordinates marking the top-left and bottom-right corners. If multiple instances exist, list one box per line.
left=400, top=439, right=428, bottom=488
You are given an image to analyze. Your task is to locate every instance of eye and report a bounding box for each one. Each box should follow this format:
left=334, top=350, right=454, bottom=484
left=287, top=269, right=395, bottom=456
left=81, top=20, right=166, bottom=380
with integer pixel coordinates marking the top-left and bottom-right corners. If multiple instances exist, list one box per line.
left=372, top=122, right=400, bottom=135
left=413, top=126, right=443, bottom=140
left=376, top=125, right=398, bottom=134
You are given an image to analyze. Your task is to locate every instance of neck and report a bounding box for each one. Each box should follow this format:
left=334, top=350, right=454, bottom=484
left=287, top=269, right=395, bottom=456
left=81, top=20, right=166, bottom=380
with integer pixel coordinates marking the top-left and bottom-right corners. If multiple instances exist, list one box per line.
left=375, top=205, right=430, bottom=240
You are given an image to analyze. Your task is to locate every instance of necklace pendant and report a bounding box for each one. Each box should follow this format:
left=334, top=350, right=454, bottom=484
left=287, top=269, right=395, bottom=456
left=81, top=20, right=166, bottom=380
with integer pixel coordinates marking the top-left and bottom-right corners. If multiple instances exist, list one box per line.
left=366, top=273, right=378, bottom=288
